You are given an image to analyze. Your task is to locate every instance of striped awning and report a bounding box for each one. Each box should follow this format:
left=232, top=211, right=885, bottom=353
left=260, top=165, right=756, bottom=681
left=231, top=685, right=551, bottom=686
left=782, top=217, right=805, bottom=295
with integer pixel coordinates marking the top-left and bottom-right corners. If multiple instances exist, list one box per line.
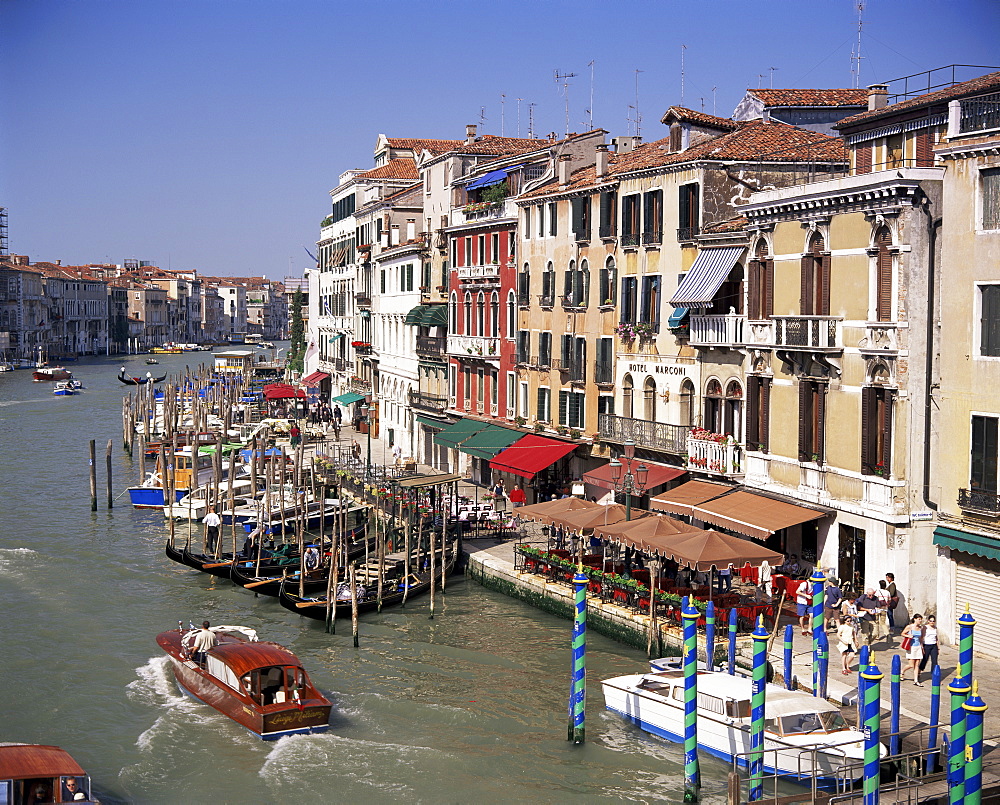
left=405, top=305, right=428, bottom=326
left=669, top=246, right=745, bottom=306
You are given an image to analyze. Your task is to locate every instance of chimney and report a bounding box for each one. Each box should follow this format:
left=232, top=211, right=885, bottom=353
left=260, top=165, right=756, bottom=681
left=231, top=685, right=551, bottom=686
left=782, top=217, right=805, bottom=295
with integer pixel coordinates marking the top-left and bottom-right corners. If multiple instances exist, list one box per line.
left=595, top=143, right=609, bottom=178
left=466, top=124, right=477, bottom=144
left=406, top=219, right=416, bottom=241
left=391, top=225, right=400, bottom=246
left=558, top=154, right=572, bottom=187
left=867, top=84, right=888, bottom=111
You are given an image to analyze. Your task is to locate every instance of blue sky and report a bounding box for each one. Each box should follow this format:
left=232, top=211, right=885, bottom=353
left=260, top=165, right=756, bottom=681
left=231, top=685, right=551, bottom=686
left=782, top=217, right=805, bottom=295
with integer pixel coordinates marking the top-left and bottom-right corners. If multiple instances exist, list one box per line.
left=2, top=0, right=997, bottom=277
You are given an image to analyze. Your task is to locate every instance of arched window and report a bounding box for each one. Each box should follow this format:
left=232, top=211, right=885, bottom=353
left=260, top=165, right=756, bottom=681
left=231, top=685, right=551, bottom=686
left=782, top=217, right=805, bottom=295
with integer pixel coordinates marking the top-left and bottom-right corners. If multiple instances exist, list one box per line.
left=563, top=259, right=576, bottom=305
left=506, top=290, right=516, bottom=338
left=476, top=292, right=485, bottom=336
left=600, top=256, right=617, bottom=306
left=463, top=292, right=472, bottom=335
left=643, top=376, right=657, bottom=421
left=705, top=379, right=724, bottom=433
left=679, top=379, right=695, bottom=426
left=490, top=292, right=500, bottom=337
left=874, top=226, right=893, bottom=322
left=622, top=374, right=634, bottom=419
left=748, top=239, right=773, bottom=320
left=542, top=261, right=555, bottom=305
left=801, top=233, right=829, bottom=316
left=518, top=262, right=530, bottom=305
left=724, top=380, right=743, bottom=439
left=579, top=259, right=590, bottom=308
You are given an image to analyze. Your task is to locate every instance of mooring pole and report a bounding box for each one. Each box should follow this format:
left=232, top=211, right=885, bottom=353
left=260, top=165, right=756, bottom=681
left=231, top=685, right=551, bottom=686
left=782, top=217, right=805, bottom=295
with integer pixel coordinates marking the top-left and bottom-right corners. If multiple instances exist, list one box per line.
left=105, top=439, right=114, bottom=508
left=890, top=653, right=901, bottom=756
left=89, top=439, right=97, bottom=511
left=682, top=598, right=700, bottom=802
left=567, top=563, right=587, bottom=745
left=783, top=624, right=794, bottom=690
left=926, top=664, right=942, bottom=773
left=948, top=675, right=971, bottom=804
left=861, top=656, right=883, bottom=805
left=963, top=681, right=987, bottom=805
left=748, top=616, right=769, bottom=802
left=727, top=607, right=737, bottom=675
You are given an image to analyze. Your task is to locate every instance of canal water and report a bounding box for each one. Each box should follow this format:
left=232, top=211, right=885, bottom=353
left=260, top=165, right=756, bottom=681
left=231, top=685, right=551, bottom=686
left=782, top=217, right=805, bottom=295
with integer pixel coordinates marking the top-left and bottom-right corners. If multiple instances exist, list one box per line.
left=0, top=352, right=735, bottom=804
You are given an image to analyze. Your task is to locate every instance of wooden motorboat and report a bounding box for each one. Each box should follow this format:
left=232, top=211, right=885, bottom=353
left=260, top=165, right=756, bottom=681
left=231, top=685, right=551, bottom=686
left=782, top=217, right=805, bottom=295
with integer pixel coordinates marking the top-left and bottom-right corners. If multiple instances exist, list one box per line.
left=32, top=366, right=72, bottom=381
left=128, top=446, right=235, bottom=508
left=278, top=539, right=460, bottom=619
left=601, top=664, right=883, bottom=784
left=156, top=624, right=331, bottom=740
left=0, top=743, right=96, bottom=803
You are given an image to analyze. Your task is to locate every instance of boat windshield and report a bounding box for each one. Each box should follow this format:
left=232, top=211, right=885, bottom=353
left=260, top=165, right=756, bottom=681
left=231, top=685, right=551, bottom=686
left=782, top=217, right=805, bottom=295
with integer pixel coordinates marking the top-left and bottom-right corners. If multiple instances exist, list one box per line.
left=769, top=710, right=847, bottom=736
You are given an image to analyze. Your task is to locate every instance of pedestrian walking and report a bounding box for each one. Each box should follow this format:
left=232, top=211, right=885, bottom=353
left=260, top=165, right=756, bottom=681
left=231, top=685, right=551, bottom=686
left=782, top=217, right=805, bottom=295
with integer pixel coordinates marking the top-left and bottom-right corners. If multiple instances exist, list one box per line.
left=917, top=614, right=939, bottom=677
left=854, top=589, right=881, bottom=646
left=900, top=613, right=925, bottom=685
left=290, top=422, right=301, bottom=448
left=884, top=572, right=900, bottom=631
left=333, top=404, right=342, bottom=426
left=509, top=484, right=526, bottom=508
left=825, top=576, right=843, bottom=628
left=796, top=578, right=812, bottom=635
left=837, top=616, right=858, bottom=675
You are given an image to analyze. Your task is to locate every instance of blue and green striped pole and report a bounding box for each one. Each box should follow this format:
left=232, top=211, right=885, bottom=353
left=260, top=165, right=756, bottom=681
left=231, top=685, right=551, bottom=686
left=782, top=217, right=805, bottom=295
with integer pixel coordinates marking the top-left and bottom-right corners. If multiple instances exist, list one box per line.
left=810, top=569, right=825, bottom=696
left=948, top=675, right=971, bottom=804
left=682, top=597, right=701, bottom=802
left=727, top=607, right=738, bottom=675
left=963, top=681, right=988, bottom=805
left=749, top=616, right=769, bottom=802
left=926, top=664, right=941, bottom=773
left=958, top=604, right=976, bottom=682
left=567, top=564, right=588, bottom=744
left=860, top=657, right=883, bottom=805
left=889, top=654, right=901, bottom=756
left=817, top=629, right=829, bottom=700
left=706, top=601, right=716, bottom=670
left=783, top=624, right=794, bottom=690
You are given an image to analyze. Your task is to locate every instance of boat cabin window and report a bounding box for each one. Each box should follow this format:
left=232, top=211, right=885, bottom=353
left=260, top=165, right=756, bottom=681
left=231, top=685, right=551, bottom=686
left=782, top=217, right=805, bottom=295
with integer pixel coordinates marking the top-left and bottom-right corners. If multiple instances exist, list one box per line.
left=205, top=655, right=242, bottom=692
left=697, top=693, right=725, bottom=715
left=259, top=665, right=306, bottom=705
left=60, top=777, right=89, bottom=802
left=0, top=780, right=8, bottom=805
left=768, top=710, right=846, bottom=736
left=727, top=699, right=751, bottom=719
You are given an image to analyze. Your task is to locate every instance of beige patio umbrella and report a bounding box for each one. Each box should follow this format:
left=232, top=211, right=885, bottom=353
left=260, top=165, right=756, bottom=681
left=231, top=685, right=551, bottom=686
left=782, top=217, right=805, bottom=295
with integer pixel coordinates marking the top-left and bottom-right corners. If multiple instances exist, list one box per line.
left=640, top=528, right=784, bottom=571
left=515, top=496, right=598, bottom=525
left=550, top=503, right=650, bottom=533
left=591, top=512, right=704, bottom=544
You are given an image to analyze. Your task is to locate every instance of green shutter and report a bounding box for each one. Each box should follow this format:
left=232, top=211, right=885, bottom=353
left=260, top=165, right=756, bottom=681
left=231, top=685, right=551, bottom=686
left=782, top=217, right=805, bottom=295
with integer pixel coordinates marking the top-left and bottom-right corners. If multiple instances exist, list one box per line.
left=558, top=391, right=569, bottom=425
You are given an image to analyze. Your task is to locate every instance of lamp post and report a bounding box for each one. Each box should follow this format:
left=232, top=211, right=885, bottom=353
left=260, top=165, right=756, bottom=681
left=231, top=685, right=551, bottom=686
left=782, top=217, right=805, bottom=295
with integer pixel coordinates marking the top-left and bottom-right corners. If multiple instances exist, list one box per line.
left=360, top=398, right=373, bottom=478
left=608, top=439, right=649, bottom=521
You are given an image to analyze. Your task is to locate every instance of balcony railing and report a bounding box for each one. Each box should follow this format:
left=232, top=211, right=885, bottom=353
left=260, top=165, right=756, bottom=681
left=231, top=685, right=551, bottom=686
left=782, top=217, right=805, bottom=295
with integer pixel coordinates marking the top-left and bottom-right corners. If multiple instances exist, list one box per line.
left=598, top=413, right=687, bottom=455
left=447, top=334, right=501, bottom=358
left=416, top=335, right=446, bottom=355
left=689, top=314, right=746, bottom=346
left=532, top=354, right=551, bottom=369
left=643, top=230, right=663, bottom=245
left=677, top=226, right=700, bottom=242
left=517, top=292, right=531, bottom=306
left=594, top=361, right=613, bottom=384
left=561, top=295, right=587, bottom=310
left=772, top=316, right=841, bottom=350
left=355, top=293, right=372, bottom=307
left=538, top=293, right=555, bottom=307
left=686, top=435, right=743, bottom=476
left=354, top=343, right=373, bottom=355
left=556, top=361, right=586, bottom=383
left=599, top=224, right=616, bottom=239
left=959, top=487, right=1000, bottom=515
left=408, top=390, right=448, bottom=412
left=621, top=233, right=640, bottom=248
left=456, top=264, right=501, bottom=281
left=333, top=358, right=347, bottom=372
left=463, top=203, right=507, bottom=222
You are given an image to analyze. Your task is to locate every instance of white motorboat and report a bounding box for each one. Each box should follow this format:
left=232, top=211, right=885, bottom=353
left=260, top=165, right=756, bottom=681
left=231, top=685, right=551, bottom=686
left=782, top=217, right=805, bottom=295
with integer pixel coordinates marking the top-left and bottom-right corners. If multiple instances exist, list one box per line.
left=163, top=477, right=264, bottom=520
left=602, top=666, right=883, bottom=785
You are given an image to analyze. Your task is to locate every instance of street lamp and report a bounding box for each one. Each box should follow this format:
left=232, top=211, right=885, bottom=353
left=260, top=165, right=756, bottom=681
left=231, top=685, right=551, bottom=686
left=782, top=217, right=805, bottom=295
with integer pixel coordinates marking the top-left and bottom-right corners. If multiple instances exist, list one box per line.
left=360, top=400, right=373, bottom=477
left=608, top=439, right=649, bottom=521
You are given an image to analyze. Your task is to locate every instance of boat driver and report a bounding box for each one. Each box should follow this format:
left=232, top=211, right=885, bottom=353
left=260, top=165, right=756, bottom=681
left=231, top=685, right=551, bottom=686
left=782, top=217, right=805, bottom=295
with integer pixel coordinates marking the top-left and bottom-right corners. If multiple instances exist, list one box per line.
left=191, top=621, right=217, bottom=667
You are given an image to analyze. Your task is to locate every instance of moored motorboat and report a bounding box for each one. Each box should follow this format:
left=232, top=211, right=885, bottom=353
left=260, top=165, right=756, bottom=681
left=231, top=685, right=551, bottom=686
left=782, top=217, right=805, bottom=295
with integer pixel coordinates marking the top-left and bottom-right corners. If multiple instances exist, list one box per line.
left=601, top=666, right=884, bottom=785
left=0, top=743, right=97, bottom=803
left=127, top=446, right=236, bottom=508
left=33, top=366, right=72, bottom=381
left=146, top=358, right=159, bottom=364
left=156, top=624, right=332, bottom=740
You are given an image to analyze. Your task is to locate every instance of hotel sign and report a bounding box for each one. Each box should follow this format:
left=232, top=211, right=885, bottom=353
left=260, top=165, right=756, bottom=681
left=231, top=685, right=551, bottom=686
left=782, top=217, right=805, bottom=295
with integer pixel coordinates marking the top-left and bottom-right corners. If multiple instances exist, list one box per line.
left=627, top=363, right=689, bottom=376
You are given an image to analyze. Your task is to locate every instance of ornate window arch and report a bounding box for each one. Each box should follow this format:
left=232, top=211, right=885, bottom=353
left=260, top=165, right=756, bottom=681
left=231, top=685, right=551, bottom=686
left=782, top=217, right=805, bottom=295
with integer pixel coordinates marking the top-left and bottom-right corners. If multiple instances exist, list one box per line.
left=872, top=225, right=894, bottom=322
left=449, top=291, right=458, bottom=332
left=622, top=373, right=634, bottom=419
left=704, top=378, right=724, bottom=433
left=490, top=291, right=500, bottom=338
left=476, top=292, right=486, bottom=336
left=643, top=376, right=657, bottom=421
left=679, top=378, right=695, bottom=426
left=506, top=290, right=516, bottom=338
left=801, top=230, right=830, bottom=316
left=463, top=292, right=472, bottom=334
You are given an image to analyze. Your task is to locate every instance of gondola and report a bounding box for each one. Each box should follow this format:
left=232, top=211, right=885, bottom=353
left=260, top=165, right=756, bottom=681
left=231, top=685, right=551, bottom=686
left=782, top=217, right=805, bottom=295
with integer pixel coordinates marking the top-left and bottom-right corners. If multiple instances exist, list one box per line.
left=118, top=368, right=167, bottom=385
left=277, top=539, right=460, bottom=620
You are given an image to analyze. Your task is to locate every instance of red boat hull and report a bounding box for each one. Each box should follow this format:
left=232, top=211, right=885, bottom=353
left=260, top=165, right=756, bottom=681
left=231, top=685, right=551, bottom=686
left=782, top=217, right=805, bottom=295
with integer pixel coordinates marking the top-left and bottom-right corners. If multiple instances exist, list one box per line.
left=32, top=367, right=71, bottom=381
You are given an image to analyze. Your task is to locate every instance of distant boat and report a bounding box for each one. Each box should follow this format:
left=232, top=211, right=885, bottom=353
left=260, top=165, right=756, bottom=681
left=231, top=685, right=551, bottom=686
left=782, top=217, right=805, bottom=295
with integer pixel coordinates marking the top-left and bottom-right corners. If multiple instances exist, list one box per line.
left=52, top=381, right=76, bottom=396
left=118, top=368, right=167, bottom=385
left=32, top=366, right=72, bottom=381
left=0, top=743, right=96, bottom=804
left=146, top=357, right=159, bottom=364
left=151, top=345, right=183, bottom=354
left=156, top=624, right=332, bottom=740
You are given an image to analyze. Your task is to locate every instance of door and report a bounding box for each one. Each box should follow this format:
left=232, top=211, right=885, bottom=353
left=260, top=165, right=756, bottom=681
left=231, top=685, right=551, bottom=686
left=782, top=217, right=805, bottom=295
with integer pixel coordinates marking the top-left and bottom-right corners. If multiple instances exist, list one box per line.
left=955, top=557, right=1000, bottom=657
left=838, top=525, right=865, bottom=596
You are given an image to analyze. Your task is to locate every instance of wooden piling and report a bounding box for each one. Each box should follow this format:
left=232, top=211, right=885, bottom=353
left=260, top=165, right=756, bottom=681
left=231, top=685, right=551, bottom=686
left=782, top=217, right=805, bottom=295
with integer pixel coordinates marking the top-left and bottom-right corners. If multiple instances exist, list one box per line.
left=105, top=439, right=113, bottom=509
left=89, top=439, right=97, bottom=511
left=350, top=566, right=359, bottom=648
left=429, top=512, right=436, bottom=620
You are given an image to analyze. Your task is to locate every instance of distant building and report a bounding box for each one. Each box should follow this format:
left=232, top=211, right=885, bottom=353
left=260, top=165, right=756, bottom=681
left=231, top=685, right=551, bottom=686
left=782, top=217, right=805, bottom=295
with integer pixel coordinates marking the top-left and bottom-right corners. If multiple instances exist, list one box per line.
left=733, top=88, right=869, bottom=135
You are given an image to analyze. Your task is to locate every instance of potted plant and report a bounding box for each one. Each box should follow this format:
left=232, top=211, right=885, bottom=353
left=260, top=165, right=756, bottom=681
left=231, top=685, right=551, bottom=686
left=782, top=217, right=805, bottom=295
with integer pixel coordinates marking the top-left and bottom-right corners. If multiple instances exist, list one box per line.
left=569, top=428, right=581, bottom=439
left=555, top=425, right=568, bottom=435
left=534, top=422, right=545, bottom=432
left=514, top=416, right=527, bottom=426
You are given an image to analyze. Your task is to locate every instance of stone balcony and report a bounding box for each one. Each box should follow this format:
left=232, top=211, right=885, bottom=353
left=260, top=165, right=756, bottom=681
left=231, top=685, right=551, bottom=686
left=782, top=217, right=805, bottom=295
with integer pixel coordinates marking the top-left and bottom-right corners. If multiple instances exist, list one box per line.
left=598, top=413, right=687, bottom=455
left=689, top=314, right=746, bottom=348
left=685, top=434, right=743, bottom=477
left=408, top=390, right=448, bottom=413
left=456, top=264, right=501, bottom=285
left=447, top=334, right=501, bottom=359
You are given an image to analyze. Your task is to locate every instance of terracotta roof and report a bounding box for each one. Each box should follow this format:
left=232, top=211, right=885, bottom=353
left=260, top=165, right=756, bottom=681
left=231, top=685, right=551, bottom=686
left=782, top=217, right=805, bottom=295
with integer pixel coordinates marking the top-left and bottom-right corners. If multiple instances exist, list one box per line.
left=750, top=88, right=868, bottom=107
left=458, top=135, right=551, bottom=156
left=520, top=162, right=618, bottom=199
left=836, top=70, right=1000, bottom=130
left=612, top=120, right=846, bottom=175
left=661, top=106, right=739, bottom=130
left=385, top=138, right=463, bottom=154
left=357, top=158, right=418, bottom=181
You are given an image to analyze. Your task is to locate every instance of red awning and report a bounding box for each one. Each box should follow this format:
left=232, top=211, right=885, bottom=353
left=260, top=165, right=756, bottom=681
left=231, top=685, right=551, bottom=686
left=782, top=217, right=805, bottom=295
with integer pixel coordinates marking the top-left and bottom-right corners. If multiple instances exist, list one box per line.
left=582, top=460, right=686, bottom=491
left=301, top=371, right=330, bottom=384
left=489, top=434, right=578, bottom=479
left=263, top=383, right=306, bottom=400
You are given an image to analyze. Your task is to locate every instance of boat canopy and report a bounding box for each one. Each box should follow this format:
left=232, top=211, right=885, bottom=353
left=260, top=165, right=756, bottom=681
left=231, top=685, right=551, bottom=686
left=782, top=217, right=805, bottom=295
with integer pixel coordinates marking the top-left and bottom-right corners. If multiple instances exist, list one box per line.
left=210, top=640, right=301, bottom=678
left=764, top=687, right=841, bottom=719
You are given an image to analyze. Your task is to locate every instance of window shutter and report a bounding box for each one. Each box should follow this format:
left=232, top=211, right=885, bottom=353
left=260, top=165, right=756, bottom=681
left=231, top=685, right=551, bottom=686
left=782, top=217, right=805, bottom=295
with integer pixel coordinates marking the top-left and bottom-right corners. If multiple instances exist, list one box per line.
left=748, top=260, right=761, bottom=320
left=537, top=387, right=546, bottom=421
left=559, top=391, right=569, bottom=425
left=761, top=379, right=771, bottom=453
left=983, top=286, right=1000, bottom=356
left=561, top=334, right=572, bottom=366
left=820, top=253, right=831, bottom=316
left=563, top=269, right=573, bottom=300
left=800, top=254, right=813, bottom=315
left=861, top=386, right=874, bottom=474
left=816, top=383, right=826, bottom=463
left=798, top=381, right=810, bottom=461
left=915, top=130, right=933, bottom=167
left=764, top=260, right=774, bottom=318
left=572, top=198, right=583, bottom=238
left=679, top=185, right=690, bottom=229
left=856, top=145, right=872, bottom=174
left=746, top=376, right=759, bottom=447
left=881, top=390, right=894, bottom=475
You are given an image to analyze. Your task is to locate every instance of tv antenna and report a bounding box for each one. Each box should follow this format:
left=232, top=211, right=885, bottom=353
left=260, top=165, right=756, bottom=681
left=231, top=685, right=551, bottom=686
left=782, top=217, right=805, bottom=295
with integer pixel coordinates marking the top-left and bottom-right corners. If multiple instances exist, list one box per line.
left=851, top=0, right=866, bottom=88
left=634, top=69, right=644, bottom=138
left=757, top=73, right=765, bottom=88
left=680, top=45, right=687, bottom=104
left=528, top=102, right=537, bottom=138
left=479, top=106, right=488, bottom=131
left=769, top=67, right=779, bottom=88
left=554, top=69, right=578, bottom=136
left=711, top=86, right=717, bottom=115
left=515, top=98, right=524, bottom=137
left=587, top=60, right=595, bottom=129
left=500, top=94, right=506, bottom=135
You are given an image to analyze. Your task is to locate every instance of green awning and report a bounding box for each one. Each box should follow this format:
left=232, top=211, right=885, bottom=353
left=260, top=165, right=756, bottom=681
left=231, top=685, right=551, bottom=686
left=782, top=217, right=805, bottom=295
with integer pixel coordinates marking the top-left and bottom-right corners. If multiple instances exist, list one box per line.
left=433, top=418, right=490, bottom=449
left=198, top=443, right=245, bottom=455
left=328, top=333, right=345, bottom=342
left=332, top=392, right=366, bottom=405
left=415, top=416, right=445, bottom=429
left=405, top=305, right=429, bottom=326
left=933, top=526, right=1000, bottom=562
left=421, top=305, right=448, bottom=328
left=458, top=424, right=523, bottom=460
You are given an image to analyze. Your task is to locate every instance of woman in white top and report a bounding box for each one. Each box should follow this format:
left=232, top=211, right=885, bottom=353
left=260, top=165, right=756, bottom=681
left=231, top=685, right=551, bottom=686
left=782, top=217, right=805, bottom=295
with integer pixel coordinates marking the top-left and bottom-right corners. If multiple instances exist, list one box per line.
left=900, top=613, right=925, bottom=685
left=837, top=616, right=858, bottom=674
left=917, top=614, right=939, bottom=680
